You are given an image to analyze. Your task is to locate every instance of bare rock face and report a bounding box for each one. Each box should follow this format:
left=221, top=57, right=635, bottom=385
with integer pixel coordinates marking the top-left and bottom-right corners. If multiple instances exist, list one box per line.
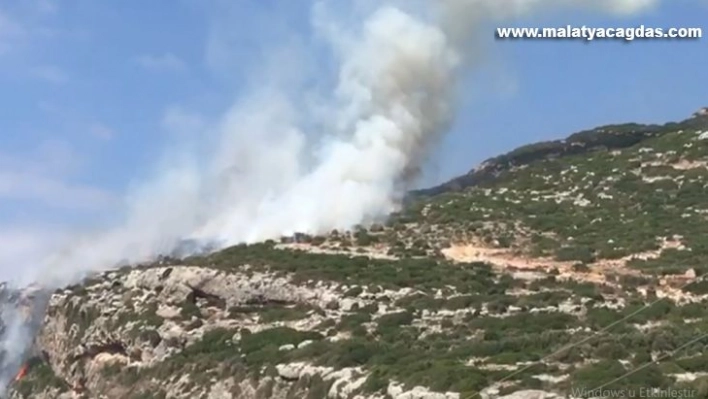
left=31, top=265, right=344, bottom=397
left=1, top=263, right=567, bottom=399
left=1, top=265, right=428, bottom=398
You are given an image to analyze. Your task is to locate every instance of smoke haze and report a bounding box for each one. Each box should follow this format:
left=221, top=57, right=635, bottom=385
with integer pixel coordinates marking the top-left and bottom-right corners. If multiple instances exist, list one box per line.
left=0, top=0, right=661, bottom=394
left=23, top=0, right=663, bottom=287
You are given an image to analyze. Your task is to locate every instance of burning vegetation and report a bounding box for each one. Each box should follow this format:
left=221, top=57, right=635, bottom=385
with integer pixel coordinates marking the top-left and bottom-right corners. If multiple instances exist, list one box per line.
left=12, top=354, right=46, bottom=383
left=13, top=363, right=28, bottom=382
left=6, top=353, right=71, bottom=397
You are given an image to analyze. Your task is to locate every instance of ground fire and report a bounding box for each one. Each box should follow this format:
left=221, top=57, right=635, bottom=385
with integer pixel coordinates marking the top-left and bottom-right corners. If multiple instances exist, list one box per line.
left=13, top=363, right=28, bottom=382
left=12, top=354, right=46, bottom=384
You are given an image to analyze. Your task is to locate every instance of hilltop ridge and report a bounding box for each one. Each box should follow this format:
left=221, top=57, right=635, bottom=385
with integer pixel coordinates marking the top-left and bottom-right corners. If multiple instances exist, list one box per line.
left=413, top=109, right=708, bottom=198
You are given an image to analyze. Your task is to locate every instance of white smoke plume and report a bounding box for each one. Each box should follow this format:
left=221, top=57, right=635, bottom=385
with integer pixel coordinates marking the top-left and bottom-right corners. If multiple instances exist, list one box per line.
left=30, top=0, right=662, bottom=287
left=0, top=0, right=660, bottom=394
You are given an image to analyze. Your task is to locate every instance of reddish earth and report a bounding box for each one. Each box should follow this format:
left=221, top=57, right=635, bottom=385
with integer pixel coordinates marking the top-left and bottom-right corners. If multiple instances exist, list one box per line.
left=441, top=240, right=700, bottom=302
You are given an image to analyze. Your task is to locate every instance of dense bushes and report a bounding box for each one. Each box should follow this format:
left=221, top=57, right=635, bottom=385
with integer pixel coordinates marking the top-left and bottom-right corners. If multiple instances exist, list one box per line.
left=402, top=123, right=708, bottom=270
left=189, top=242, right=502, bottom=293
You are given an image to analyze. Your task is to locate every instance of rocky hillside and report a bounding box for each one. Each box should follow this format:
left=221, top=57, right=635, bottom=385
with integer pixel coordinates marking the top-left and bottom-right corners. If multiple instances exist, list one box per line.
left=5, top=109, right=708, bottom=399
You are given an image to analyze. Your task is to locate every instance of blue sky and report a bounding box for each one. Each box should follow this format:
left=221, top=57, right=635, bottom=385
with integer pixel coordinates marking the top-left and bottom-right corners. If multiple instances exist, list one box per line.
left=0, top=0, right=706, bottom=274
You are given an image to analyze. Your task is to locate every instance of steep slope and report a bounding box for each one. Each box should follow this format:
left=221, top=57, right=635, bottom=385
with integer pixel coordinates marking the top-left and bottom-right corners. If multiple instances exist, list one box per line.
left=390, top=110, right=708, bottom=277
left=6, top=109, right=708, bottom=399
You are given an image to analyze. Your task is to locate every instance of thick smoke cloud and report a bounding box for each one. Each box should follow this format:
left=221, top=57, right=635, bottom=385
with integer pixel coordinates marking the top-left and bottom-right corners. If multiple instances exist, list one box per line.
left=0, top=0, right=661, bottom=394
left=29, top=0, right=663, bottom=288
left=189, top=4, right=459, bottom=245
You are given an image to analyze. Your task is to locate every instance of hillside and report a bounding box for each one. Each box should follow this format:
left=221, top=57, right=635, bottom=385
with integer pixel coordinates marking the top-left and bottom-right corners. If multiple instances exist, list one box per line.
left=5, top=108, right=708, bottom=399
